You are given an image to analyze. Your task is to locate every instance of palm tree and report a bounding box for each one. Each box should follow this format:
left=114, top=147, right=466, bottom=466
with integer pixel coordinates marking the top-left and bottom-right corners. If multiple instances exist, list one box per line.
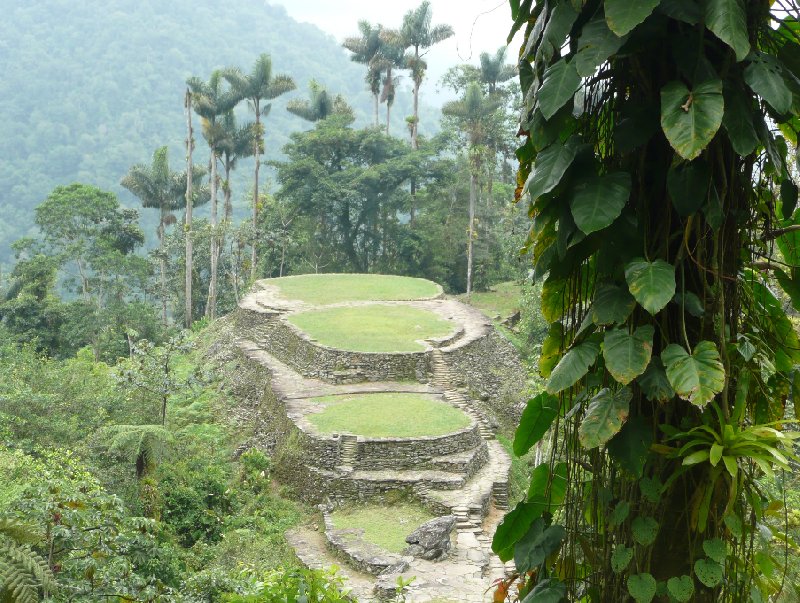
left=223, top=55, right=296, bottom=281
left=287, top=80, right=354, bottom=123
left=184, top=86, right=195, bottom=328
left=442, top=83, right=502, bottom=295
left=343, top=21, right=384, bottom=127
left=121, top=147, right=205, bottom=323
left=187, top=71, right=238, bottom=320
left=375, top=38, right=405, bottom=136
left=396, top=1, right=453, bottom=149
left=479, top=46, right=517, bottom=94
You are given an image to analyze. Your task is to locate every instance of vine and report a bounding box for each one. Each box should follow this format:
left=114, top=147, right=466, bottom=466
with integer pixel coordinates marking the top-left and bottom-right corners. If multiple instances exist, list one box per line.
left=494, top=1, right=800, bottom=601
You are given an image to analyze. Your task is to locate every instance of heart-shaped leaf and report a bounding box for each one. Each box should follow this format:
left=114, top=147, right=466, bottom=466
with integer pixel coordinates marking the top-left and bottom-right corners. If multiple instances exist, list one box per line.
left=538, top=58, right=581, bottom=120
left=632, top=516, right=659, bottom=547
left=662, top=341, right=726, bottom=408
left=667, top=160, right=711, bottom=216
left=625, top=258, right=677, bottom=315
left=521, top=578, right=566, bottom=603
left=610, top=500, right=631, bottom=526
left=579, top=387, right=631, bottom=449
left=673, top=291, right=705, bottom=317
left=592, top=283, right=636, bottom=325
left=492, top=501, right=541, bottom=560
left=570, top=172, right=631, bottom=235
left=636, top=358, right=676, bottom=402
left=639, top=476, right=663, bottom=504
left=667, top=575, right=695, bottom=602
left=744, top=51, right=793, bottom=114
left=514, top=520, right=566, bottom=573
left=722, top=82, right=759, bottom=156
left=611, top=544, right=634, bottom=573
left=575, top=16, right=627, bottom=77
left=703, top=538, right=727, bottom=563
left=608, top=416, right=654, bottom=477
left=524, top=136, right=583, bottom=202
left=539, top=323, right=564, bottom=378
left=603, top=325, right=654, bottom=385
left=627, top=573, right=657, bottom=603
left=605, top=0, right=660, bottom=36
left=546, top=340, right=601, bottom=394
left=660, top=79, right=724, bottom=161
left=705, top=0, right=751, bottom=62
left=694, top=558, right=723, bottom=587
left=514, top=392, right=560, bottom=456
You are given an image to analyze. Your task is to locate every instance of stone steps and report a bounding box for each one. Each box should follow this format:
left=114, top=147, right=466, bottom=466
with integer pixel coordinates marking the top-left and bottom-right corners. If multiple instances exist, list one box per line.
left=425, top=443, right=488, bottom=478
left=347, top=468, right=466, bottom=491
left=338, top=434, right=359, bottom=472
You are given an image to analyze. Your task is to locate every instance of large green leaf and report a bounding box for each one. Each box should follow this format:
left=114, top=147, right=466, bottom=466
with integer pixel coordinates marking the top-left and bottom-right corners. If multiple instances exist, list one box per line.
left=744, top=52, right=793, bottom=114
left=570, top=172, right=631, bottom=235
left=514, top=393, right=560, bottom=456
left=520, top=579, right=567, bottom=603
left=541, top=274, right=568, bottom=322
left=660, top=79, right=724, bottom=161
left=705, top=0, right=750, bottom=62
left=632, top=516, right=659, bottom=546
left=607, top=416, right=654, bottom=477
left=579, top=387, right=631, bottom=449
left=625, top=258, right=676, bottom=315
left=539, top=322, right=565, bottom=377
left=546, top=340, right=601, bottom=394
left=636, top=358, right=675, bottom=402
left=605, top=0, right=660, bottom=36
left=514, top=518, right=566, bottom=572
left=722, top=82, right=759, bottom=156
left=667, top=160, right=710, bottom=216
left=535, top=1, right=579, bottom=64
left=612, top=545, right=634, bottom=573
left=627, top=573, right=657, bottom=603
left=538, top=58, right=581, bottom=120
left=492, top=501, right=541, bottom=560
left=659, top=0, right=703, bottom=25
left=694, top=558, right=723, bottom=587
left=575, top=17, right=627, bottom=77
left=662, top=341, right=725, bottom=408
left=667, top=575, right=695, bottom=602
left=527, top=461, right=568, bottom=504
left=603, top=326, right=654, bottom=385
left=592, top=283, right=636, bottom=325
left=774, top=267, right=800, bottom=312
left=523, top=136, right=583, bottom=202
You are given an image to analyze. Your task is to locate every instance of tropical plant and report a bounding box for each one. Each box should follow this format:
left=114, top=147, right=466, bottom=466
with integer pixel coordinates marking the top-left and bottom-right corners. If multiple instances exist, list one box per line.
left=98, top=424, right=174, bottom=478
left=286, top=80, right=354, bottom=123
left=223, top=54, right=296, bottom=281
left=494, top=1, right=800, bottom=601
left=479, top=46, right=516, bottom=95
left=342, top=20, right=384, bottom=127
left=0, top=518, right=56, bottom=603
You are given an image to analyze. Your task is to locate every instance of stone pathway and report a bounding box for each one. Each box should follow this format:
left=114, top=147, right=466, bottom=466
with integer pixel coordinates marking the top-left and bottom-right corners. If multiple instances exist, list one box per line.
left=235, top=281, right=515, bottom=601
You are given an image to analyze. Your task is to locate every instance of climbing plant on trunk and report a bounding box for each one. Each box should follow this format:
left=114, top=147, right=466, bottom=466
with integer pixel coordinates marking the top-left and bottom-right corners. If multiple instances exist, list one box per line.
left=494, top=1, right=800, bottom=602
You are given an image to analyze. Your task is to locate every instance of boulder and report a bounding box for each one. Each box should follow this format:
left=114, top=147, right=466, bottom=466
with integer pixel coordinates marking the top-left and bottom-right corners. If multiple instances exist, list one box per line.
left=403, top=515, right=455, bottom=561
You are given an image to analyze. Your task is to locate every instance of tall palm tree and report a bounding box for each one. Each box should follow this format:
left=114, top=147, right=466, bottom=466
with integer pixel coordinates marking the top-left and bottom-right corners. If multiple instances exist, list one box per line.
left=442, top=83, right=502, bottom=295
left=121, top=147, right=205, bottom=323
left=187, top=71, right=238, bottom=320
left=396, top=1, right=453, bottom=149
left=223, top=55, right=295, bottom=281
left=286, top=80, right=354, bottom=123
left=479, top=46, right=516, bottom=94
left=184, top=86, right=195, bottom=328
left=375, top=38, right=405, bottom=136
left=343, top=21, right=384, bottom=127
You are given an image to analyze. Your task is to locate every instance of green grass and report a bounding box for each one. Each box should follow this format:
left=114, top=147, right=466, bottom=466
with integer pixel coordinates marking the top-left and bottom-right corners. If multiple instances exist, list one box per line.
left=330, top=503, right=435, bottom=553
left=458, top=280, right=522, bottom=320
left=270, top=273, right=440, bottom=305
left=309, top=392, right=471, bottom=438
left=288, top=305, right=454, bottom=352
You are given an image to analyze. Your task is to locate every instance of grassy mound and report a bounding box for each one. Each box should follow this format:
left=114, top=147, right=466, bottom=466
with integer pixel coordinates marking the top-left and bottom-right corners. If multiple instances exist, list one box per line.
left=308, top=392, right=471, bottom=438
left=270, top=273, right=440, bottom=305
left=330, top=503, right=435, bottom=553
left=288, top=305, right=454, bottom=352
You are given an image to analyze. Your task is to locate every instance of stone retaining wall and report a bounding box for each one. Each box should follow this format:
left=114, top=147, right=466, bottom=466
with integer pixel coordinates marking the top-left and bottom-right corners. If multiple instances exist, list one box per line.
left=323, top=514, right=410, bottom=576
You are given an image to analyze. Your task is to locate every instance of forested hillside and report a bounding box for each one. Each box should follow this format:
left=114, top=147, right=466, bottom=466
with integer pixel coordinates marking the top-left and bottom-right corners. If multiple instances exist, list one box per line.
left=0, top=0, right=425, bottom=264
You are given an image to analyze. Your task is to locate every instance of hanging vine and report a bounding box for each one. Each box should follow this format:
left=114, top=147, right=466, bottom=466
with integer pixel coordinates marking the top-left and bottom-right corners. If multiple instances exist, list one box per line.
left=493, top=1, right=800, bottom=601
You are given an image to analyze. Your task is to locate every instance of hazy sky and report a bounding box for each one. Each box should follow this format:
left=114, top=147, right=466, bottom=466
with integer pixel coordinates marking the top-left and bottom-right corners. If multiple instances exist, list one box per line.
left=267, top=0, right=520, bottom=103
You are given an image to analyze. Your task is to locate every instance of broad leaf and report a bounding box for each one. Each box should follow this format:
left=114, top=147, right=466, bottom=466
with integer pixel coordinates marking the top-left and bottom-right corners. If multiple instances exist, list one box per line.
left=520, top=579, right=567, bottom=603
left=538, top=58, right=581, bottom=120
left=632, top=516, right=659, bottom=546
left=781, top=179, right=798, bottom=219
left=575, top=17, right=627, bottom=77
left=514, top=393, right=560, bottom=456
left=703, top=538, right=727, bottom=563
left=774, top=267, right=800, bottom=312
left=608, top=416, right=654, bottom=477
left=694, top=558, right=723, bottom=587
left=744, top=52, right=793, bottom=114
left=627, top=573, right=657, bottom=603
left=592, top=283, right=636, bottom=325
left=667, top=575, right=695, bottom=602
left=705, top=0, right=750, bottom=62
left=610, top=500, right=630, bottom=526
left=722, top=82, right=759, bottom=156
left=625, top=258, right=676, bottom=315
left=639, top=476, right=663, bottom=504
left=579, top=387, right=631, bottom=449
left=492, top=501, right=541, bottom=560
left=637, top=358, right=675, bottom=402
left=661, top=79, right=724, bottom=160
left=667, top=160, right=710, bottom=216
left=603, top=325, right=654, bottom=385
left=659, top=0, right=703, bottom=25
left=539, top=322, right=564, bottom=377
left=535, top=2, right=579, bottom=64
left=611, top=545, right=634, bottom=573
left=524, top=136, right=583, bottom=202
left=662, top=341, right=725, bottom=408
left=673, top=291, right=705, bottom=317
left=546, top=340, right=601, bottom=394
left=570, top=172, right=631, bottom=234
left=541, top=274, right=569, bottom=322
left=605, top=0, right=660, bottom=37
left=514, top=518, right=566, bottom=572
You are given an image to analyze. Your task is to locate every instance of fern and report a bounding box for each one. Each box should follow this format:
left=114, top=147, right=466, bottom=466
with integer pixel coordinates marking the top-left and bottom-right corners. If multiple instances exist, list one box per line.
left=0, top=519, right=56, bottom=603
left=98, top=424, right=173, bottom=477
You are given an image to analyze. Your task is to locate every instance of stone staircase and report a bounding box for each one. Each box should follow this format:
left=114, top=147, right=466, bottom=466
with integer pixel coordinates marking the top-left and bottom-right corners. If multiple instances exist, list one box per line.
left=431, top=349, right=495, bottom=440
left=338, top=434, right=358, bottom=473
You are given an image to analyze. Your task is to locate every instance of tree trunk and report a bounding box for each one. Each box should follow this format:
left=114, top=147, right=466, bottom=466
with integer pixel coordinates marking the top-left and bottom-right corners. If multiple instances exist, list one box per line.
left=373, top=92, right=379, bottom=128
left=251, top=105, right=261, bottom=281
left=206, top=151, right=218, bottom=320
left=466, top=171, right=476, bottom=295
left=158, top=215, right=168, bottom=324
left=184, top=89, right=194, bottom=328
left=386, top=101, right=392, bottom=137
left=411, top=47, right=420, bottom=150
